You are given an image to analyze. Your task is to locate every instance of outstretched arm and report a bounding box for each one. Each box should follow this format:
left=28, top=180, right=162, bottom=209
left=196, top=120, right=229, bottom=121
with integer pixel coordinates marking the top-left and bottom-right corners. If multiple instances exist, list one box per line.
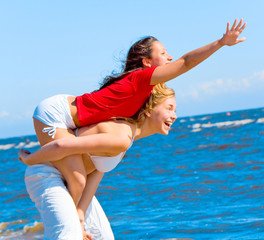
left=150, top=18, right=247, bottom=85
left=19, top=133, right=131, bottom=165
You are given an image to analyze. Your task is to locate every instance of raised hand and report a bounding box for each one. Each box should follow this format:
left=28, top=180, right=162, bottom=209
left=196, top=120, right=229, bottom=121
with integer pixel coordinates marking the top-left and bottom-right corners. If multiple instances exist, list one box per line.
left=220, top=18, right=247, bottom=46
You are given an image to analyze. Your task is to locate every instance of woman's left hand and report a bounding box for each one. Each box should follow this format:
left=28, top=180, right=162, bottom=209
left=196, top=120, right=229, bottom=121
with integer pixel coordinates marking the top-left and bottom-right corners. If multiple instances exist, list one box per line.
left=18, top=149, right=31, bottom=164
left=219, top=18, right=247, bottom=46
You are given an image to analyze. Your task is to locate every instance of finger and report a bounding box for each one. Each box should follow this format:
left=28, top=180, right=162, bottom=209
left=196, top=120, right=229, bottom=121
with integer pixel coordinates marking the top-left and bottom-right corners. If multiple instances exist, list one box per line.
left=239, top=22, right=247, bottom=32
left=20, top=149, right=27, bottom=153
left=235, top=18, right=243, bottom=31
left=89, top=234, right=93, bottom=240
left=231, top=18, right=238, bottom=31
left=237, top=37, right=246, bottom=43
left=226, top=22, right=230, bottom=34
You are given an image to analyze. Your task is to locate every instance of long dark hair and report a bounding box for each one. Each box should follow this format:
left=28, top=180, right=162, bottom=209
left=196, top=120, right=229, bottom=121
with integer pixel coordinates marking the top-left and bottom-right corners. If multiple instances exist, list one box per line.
left=99, top=36, right=158, bottom=90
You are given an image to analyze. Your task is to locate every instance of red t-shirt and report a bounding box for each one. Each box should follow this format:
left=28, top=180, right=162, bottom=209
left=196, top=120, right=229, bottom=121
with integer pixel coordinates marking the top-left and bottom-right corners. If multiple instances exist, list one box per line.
left=76, top=66, right=157, bottom=126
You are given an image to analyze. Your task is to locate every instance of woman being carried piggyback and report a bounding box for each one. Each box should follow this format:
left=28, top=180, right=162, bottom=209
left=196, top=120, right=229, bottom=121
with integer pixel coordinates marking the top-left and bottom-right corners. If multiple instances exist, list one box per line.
left=19, top=19, right=246, bottom=239
left=20, top=83, right=177, bottom=239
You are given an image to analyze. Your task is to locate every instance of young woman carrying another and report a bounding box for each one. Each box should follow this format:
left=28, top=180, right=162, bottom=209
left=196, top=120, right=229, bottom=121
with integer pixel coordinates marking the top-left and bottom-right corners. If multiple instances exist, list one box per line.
left=20, top=83, right=176, bottom=239
left=21, top=19, right=246, bottom=212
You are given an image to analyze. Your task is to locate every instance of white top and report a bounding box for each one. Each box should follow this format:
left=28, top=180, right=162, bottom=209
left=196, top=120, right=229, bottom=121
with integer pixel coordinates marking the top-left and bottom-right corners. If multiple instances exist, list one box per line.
left=76, top=125, right=137, bottom=173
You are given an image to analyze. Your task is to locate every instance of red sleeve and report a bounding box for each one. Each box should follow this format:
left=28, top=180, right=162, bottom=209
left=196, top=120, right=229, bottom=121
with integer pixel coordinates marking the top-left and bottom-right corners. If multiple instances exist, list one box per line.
left=130, top=66, right=157, bottom=92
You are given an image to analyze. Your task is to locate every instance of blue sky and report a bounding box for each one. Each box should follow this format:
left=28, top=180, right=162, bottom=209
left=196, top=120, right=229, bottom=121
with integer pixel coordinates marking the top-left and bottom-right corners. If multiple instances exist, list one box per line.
left=0, top=1, right=263, bottom=139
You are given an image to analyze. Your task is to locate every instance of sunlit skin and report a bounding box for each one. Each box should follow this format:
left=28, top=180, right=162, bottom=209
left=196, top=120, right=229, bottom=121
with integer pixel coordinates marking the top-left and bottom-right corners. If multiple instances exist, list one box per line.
left=18, top=18, right=247, bottom=240
left=146, top=41, right=173, bottom=67
left=19, top=97, right=177, bottom=162
left=144, top=96, right=177, bottom=136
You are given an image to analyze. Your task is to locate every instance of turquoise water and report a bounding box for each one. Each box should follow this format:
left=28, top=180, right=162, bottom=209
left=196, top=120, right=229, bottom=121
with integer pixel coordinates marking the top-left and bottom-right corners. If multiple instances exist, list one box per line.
left=0, top=107, right=264, bottom=239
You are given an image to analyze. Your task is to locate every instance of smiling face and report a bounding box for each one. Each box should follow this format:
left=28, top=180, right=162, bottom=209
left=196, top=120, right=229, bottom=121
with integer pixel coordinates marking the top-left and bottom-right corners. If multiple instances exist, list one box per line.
left=147, top=96, right=177, bottom=135
left=143, top=41, right=173, bottom=68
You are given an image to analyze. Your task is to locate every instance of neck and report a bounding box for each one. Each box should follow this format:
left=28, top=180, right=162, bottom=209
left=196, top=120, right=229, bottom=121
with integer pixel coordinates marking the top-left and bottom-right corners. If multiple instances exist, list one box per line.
left=134, top=120, right=155, bottom=141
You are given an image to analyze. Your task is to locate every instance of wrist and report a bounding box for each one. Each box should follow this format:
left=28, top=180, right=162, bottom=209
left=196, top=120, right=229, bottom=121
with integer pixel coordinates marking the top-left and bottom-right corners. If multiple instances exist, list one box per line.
left=76, top=207, right=85, bottom=218
left=218, top=37, right=225, bottom=47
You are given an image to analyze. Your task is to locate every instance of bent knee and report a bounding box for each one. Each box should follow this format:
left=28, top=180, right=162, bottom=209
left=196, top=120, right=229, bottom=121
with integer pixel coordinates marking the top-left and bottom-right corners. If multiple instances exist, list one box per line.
left=67, top=175, right=86, bottom=192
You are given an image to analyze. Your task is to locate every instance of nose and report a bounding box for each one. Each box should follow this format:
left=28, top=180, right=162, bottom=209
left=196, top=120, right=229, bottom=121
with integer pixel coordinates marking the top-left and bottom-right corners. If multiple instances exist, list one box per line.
left=171, top=111, right=177, bottom=122
left=167, top=53, right=173, bottom=62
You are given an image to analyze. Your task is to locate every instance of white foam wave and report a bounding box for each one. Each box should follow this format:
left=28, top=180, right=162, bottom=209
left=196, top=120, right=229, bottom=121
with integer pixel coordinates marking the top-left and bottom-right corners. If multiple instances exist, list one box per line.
left=192, top=119, right=255, bottom=132
left=23, top=221, right=44, bottom=234
left=24, top=141, right=40, bottom=148
left=0, top=141, right=40, bottom=151
left=192, top=128, right=202, bottom=132
left=0, top=144, right=15, bottom=150
left=257, top=117, right=264, bottom=123
left=15, top=142, right=26, bottom=149
left=0, top=220, right=43, bottom=239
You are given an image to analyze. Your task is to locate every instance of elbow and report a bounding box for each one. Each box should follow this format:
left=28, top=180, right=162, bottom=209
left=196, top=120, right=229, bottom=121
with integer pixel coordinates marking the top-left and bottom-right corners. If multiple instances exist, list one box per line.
left=50, top=139, right=68, bottom=158
left=53, top=139, right=65, bottom=151
left=119, top=138, right=131, bottom=152
left=182, top=55, right=191, bottom=68
left=182, top=55, right=198, bottom=69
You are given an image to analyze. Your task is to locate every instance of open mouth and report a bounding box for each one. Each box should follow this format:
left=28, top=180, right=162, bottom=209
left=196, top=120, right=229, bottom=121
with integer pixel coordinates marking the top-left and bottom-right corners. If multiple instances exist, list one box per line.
left=164, top=122, right=172, bottom=128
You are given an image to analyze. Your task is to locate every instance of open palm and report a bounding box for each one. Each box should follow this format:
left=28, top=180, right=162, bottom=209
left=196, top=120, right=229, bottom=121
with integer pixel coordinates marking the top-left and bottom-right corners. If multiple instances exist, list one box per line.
left=220, top=18, right=247, bottom=46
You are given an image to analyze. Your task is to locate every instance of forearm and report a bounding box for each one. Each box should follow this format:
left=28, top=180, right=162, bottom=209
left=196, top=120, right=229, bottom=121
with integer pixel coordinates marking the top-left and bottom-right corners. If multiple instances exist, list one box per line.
left=77, top=170, right=104, bottom=221
left=182, top=39, right=223, bottom=70
left=23, top=140, right=67, bottom=165
left=151, top=39, right=224, bottom=84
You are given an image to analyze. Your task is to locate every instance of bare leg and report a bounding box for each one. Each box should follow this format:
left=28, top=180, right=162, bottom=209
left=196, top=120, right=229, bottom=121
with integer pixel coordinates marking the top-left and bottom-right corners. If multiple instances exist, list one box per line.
left=33, top=118, right=86, bottom=205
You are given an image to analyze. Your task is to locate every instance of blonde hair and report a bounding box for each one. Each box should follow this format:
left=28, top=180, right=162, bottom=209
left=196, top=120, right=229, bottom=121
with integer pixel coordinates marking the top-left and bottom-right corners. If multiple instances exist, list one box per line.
left=135, top=83, right=175, bottom=125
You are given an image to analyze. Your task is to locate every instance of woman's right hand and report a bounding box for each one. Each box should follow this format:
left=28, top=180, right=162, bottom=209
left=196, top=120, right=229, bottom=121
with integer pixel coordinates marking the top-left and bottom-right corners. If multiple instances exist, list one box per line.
left=81, top=224, right=93, bottom=240
left=77, top=207, right=93, bottom=240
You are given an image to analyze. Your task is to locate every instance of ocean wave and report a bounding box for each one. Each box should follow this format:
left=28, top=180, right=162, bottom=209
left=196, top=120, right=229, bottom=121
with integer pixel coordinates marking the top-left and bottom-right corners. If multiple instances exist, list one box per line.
left=0, top=144, right=15, bottom=150
left=0, top=141, right=40, bottom=151
left=191, top=119, right=255, bottom=132
left=256, top=117, right=264, bottom=123
left=0, top=220, right=43, bottom=239
left=23, top=221, right=44, bottom=234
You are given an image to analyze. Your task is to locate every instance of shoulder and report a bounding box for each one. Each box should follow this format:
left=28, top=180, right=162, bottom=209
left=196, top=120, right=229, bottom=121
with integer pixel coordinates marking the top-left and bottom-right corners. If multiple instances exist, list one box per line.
left=130, top=67, right=157, bottom=88
left=99, top=120, right=135, bottom=150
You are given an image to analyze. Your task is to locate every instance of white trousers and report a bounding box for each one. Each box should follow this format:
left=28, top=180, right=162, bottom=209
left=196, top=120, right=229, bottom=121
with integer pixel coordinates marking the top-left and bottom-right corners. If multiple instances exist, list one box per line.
left=25, top=164, right=115, bottom=240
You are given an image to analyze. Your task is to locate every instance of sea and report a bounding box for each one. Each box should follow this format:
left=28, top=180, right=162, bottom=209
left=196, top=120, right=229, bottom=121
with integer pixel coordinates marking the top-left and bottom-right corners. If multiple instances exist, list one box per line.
left=0, top=107, right=264, bottom=240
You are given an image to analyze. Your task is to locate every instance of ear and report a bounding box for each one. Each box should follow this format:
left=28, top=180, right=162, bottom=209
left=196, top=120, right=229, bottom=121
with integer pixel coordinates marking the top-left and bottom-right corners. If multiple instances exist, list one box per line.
left=145, top=110, right=152, bottom=118
left=142, top=58, right=152, bottom=68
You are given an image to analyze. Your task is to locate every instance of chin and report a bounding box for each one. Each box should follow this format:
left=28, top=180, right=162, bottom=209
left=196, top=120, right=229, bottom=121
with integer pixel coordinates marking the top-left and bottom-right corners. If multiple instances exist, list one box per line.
left=160, top=129, right=169, bottom=135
